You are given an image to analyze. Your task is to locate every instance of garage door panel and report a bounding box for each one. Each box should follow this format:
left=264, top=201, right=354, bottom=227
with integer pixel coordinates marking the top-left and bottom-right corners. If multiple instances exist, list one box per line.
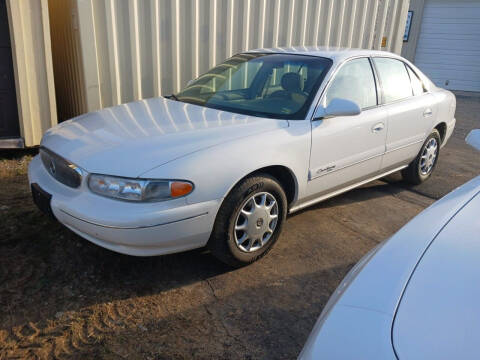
left=417, top=39, right=480, bottom=51
left=421, top=67, right=480, bottom=78
left=423, top=8, right=480, bottom=18
left=428, top=79, right=480, bottom=92
left=416, top=48, right=480, bottom=57
left=419, top=24, right=480, bottom=35
left=416, top=52, right=478, bottom=65
left=414, top=0, right=480, bottom=91
left=416, top=61, right=480, bottom=73
left=423, top=69, right=480, bottom=81
left=416, top=48, right=480, bottom=56
left=416, top=62, right=480, bottom=75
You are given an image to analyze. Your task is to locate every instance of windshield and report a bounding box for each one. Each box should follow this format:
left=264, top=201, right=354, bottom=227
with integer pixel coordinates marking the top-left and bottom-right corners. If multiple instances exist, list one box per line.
left=174, top=53, right=332, bottom=119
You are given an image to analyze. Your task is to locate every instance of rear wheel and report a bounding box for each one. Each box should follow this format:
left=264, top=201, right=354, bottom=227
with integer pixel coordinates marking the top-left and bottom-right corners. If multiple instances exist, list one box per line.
left=402, top=129, right=441, bottom=185
left=208, top=174, right=287, bottom=267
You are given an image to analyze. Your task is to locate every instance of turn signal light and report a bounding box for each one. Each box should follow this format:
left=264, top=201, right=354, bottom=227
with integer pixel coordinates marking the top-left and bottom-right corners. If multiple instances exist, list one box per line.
left=171, top=181, right=194, bottom=197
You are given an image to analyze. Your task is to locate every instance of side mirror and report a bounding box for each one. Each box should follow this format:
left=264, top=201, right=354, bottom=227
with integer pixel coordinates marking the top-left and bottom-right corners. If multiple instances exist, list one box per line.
left=314, top=98, right=361, bottom=120
left=466, top=129, right=480, bottom=151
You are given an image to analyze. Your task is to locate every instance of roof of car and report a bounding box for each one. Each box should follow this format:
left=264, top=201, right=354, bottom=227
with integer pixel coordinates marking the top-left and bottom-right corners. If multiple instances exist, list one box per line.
left=246, top=46, right=402, bottom=63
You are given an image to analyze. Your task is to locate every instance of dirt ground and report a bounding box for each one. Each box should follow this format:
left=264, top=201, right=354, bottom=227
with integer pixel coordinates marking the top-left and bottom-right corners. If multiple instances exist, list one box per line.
left=1, top=93, right=479, bottom=359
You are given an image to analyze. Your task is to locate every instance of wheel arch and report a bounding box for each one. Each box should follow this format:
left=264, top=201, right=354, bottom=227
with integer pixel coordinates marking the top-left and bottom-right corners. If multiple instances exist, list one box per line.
left=434, top=122, right=447, bottom=144
left=223, top=165, right=298, bottom=210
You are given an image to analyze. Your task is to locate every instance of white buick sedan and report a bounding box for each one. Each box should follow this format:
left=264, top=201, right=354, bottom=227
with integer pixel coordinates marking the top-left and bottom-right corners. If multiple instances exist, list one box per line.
left=28, top=47, right=456, bottom=266
left=299, top=130, right=480, bottom=359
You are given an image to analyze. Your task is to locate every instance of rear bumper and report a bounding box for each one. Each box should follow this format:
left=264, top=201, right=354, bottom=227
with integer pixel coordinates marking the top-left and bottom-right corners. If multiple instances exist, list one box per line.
left=28, top=155, right=222, bottom=256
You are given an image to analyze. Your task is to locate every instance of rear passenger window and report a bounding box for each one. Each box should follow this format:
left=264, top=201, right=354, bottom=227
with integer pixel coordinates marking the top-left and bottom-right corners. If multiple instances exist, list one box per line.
left=406, top=65, right=426, bottom=96
left=373, top=58, right=413, bottom=103
left=324, top=58, right=377, bottom=110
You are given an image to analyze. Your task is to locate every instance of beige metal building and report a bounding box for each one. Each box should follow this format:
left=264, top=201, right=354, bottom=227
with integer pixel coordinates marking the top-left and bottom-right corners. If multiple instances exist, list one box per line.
left=402, top=0, right=480, bottom=92
left=1, top=0, right=57, bottom=147
left=1, top=0, right=409, bottom=148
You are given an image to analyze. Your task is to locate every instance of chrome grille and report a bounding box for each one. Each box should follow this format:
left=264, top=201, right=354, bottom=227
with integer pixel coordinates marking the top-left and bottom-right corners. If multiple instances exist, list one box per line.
left=40, top=147, right=82, bottom=188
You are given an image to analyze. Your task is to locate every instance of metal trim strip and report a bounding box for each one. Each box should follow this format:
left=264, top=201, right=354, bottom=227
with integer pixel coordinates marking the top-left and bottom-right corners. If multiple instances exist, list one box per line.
left=58, top=208, right=209, bottom=230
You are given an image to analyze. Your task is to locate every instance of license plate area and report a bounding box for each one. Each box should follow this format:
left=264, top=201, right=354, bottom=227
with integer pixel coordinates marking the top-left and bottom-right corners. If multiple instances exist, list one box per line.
left=31, top=183, right=54, bottom=218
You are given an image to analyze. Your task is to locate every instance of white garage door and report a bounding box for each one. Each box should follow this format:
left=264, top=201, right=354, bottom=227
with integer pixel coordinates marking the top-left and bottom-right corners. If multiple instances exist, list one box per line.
left=415, top=0, right=480, bottom=92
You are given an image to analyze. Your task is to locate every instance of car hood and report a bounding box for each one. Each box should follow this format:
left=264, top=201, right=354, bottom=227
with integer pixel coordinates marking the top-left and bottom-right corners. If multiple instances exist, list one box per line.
left=393, top=189, right=480, bottom=359
left=41, top=97, right=289, bottom=177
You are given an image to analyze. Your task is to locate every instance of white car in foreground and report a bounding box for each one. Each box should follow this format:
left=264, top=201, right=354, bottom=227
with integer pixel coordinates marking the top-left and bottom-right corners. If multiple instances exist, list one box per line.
left=28, top=47, right=455, bottom=266
left=300, top=131, right=480, bottom=359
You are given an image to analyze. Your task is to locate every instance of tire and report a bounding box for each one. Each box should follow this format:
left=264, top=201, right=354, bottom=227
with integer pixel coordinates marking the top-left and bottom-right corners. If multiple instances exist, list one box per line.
left=402, top=129, right=441, bottom=185
left=207, top=174, right=288, bottom=267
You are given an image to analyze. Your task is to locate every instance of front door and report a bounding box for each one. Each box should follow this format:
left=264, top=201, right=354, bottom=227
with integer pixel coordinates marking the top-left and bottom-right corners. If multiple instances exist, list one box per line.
left=306, top=57, right=387, bottom=200
left=0, top=0, right=19, bottom=138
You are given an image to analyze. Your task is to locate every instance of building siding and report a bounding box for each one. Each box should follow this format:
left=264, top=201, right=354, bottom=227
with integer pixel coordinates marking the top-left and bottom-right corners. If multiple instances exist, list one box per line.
left=6, top=0, right=57, bottom=146
left=401, top=0, right=425, bottom=61
left=49, top=0, right=409, bottom=121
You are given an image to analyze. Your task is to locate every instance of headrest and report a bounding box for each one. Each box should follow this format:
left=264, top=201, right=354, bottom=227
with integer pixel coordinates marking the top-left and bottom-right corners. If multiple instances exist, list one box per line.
left=281, top=72, right=302, bottom=93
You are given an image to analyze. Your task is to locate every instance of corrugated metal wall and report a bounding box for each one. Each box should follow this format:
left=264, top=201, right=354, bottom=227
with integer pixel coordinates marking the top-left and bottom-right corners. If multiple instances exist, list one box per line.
left=50, top=0, right=409, bottom=121
left=7, top=0, right=57, bottom=146
left=48, top=0, right=87, bottom=122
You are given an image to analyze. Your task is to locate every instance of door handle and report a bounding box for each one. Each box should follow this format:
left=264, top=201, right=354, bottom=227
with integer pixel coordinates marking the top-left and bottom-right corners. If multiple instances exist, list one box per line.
left=371, top=123, right=385, bottom=133
left=423, top=108, right=433, bottom=117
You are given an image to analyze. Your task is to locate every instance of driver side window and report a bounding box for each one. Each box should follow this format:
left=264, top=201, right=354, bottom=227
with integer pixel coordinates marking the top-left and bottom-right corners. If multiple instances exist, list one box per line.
left=325, top=58, right=377, bottom=110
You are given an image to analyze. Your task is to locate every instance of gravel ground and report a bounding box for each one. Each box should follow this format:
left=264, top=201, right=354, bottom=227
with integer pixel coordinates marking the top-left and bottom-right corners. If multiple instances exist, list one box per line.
left=1, top=93, right=479, bottom=359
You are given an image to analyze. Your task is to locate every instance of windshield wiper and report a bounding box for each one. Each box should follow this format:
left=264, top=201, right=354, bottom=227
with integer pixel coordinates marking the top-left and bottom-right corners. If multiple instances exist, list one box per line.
left=165, top=94, right=179, bottom=101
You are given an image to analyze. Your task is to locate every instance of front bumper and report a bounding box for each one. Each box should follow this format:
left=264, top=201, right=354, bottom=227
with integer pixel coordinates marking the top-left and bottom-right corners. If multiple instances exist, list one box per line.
left=28, top=155, right=222, bottom=256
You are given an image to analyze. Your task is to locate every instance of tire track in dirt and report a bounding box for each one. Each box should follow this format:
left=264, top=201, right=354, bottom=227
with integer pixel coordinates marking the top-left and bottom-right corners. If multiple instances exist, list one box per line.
left=3, top=311, right=96, bottom=358
left=0, top=301, right=146, bottom=359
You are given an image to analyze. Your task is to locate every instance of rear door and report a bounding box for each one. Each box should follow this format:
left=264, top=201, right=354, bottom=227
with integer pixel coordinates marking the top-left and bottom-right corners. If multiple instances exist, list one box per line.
left=306, top=57, right=387, bottom=199
left=372, top=57, right=435, bottom=170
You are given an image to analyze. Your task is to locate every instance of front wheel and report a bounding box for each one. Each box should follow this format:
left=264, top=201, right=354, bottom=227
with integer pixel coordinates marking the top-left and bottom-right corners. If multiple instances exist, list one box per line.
left=208, top=174, right=287, bottom=267
left=402, top=129, right=441, bottom=185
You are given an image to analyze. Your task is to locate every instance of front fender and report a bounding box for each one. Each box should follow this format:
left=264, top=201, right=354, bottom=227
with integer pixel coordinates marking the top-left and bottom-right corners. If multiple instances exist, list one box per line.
left=140, top=120, right=311, bottom=206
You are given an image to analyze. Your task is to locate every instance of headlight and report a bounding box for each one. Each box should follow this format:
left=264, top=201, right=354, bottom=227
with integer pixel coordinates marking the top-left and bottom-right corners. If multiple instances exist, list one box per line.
left=88, top=174, right=193, bottom=202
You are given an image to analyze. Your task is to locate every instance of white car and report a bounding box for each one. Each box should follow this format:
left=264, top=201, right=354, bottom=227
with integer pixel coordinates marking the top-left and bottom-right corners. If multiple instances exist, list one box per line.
left=299, top=131, right=480, bottom=359
left=28, top=47, right=456, bottom=266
